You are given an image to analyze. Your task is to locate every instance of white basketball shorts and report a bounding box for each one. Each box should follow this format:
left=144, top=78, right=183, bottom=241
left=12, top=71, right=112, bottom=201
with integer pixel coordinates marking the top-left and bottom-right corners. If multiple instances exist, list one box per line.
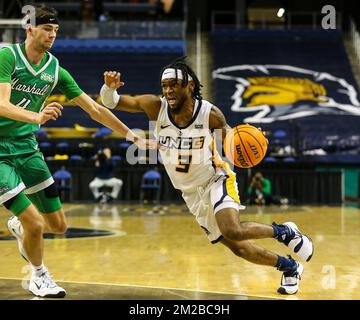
left=182, top=165, right=245, bottom=244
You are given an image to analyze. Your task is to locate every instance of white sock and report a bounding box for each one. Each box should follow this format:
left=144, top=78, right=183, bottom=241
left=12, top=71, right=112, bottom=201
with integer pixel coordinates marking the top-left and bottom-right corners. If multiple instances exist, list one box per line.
left=31, top=263, right=45, bottom=276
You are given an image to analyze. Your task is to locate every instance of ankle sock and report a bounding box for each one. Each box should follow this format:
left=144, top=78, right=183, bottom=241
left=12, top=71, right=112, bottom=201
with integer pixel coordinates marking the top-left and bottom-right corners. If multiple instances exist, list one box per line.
left=275, top=256, right=297, bottom=273
left=272, top=223, right=290, bottom=239
left=31, top=263, right=45, bottom=276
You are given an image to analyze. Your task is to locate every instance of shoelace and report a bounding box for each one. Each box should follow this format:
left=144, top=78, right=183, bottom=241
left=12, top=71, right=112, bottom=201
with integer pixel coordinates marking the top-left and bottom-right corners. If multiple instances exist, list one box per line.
left=284, top=255, right=301, bottom=280
left=272, top=222, right=299, bottom=242
left=291, top=228, right=301, bottom=240
left=40, top=271, right=57, bottom=288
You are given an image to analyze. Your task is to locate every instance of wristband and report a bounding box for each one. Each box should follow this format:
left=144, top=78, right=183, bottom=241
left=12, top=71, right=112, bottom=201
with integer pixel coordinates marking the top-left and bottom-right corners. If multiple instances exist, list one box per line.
left=100, top=84, right=120, bottom=109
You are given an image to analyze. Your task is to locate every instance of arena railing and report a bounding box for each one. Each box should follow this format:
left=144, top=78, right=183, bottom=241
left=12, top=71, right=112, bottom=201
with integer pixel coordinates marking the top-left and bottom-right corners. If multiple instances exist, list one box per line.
left=211, top=10, right=342, bottom=31
left=0, top=19, right=186, bottom=41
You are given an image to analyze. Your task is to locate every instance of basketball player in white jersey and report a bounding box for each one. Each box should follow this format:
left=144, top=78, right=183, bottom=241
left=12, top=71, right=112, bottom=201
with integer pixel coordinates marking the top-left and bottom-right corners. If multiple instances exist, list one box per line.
left=100, top=57, right=314, bottom=294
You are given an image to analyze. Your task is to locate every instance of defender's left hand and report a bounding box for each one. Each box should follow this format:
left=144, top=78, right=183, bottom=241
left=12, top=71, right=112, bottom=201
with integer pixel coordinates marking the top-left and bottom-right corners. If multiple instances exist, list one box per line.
left=134, top=137, right=161, bottom=150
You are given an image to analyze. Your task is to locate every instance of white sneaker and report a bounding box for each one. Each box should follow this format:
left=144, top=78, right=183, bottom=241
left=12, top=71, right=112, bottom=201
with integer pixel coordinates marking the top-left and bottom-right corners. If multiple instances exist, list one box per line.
left=274, top=221, right=314, bottom=262
left=278, top=261, right=304, bottom=295
left=7, top=216, right=29, bottom=262
left=29, top=268, right=66, bottom=298
left=284, top=222, right=314, bottom=262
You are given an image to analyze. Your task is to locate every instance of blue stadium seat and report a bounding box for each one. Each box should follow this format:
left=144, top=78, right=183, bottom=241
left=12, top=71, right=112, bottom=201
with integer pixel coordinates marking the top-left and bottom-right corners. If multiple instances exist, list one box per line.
left=39, top=142, right=53, bottom=157
left=273, top=130, right=287, bottom=139
left=53, top=168, right=72, bottom=202
left=57, top=142, right=69, bottom=148
left=111, top=155, right=122, bottom=162
left=36, top=129, right=48, bottom=139
left=39, top=141, right=51, bottom=148
left=283, top=156, right=296, bottom=162
left=140, top=170, right=161, bottom=204
left=264, top=156, right=277, bottom=162
left=70, top=155, right=83, bottom=161
left=118, top=141, right=132, bottom=158
left=94, top=127, right=113, bottom=138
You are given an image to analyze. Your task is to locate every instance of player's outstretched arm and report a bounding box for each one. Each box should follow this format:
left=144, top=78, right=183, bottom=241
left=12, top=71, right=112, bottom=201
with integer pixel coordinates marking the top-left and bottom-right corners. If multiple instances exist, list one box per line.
left=72, top=92, right=158, bottom=149
left=100, top=71, right=161, bottom=120
left=0, top=83, right=62, bottom=124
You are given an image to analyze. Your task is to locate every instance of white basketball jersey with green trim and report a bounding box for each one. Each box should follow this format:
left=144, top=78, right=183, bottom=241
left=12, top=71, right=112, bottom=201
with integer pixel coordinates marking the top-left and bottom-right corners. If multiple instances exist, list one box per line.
left=154, top=98, right=216, bottom=192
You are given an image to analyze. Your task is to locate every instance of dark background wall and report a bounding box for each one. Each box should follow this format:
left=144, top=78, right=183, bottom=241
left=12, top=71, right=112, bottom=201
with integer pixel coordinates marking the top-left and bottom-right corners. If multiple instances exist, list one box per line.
left=48, top=162, right=343, bottom=205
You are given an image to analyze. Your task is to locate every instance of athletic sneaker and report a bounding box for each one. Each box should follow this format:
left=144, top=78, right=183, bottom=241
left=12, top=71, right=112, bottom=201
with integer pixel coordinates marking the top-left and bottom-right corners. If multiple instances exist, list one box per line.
left=29, top=268, right=66, bottom=298
left=278, top=259, right=304, bottom=295
left=273, top=221, right=314, bottom=262
left=7, top=216, right=29, bottom=262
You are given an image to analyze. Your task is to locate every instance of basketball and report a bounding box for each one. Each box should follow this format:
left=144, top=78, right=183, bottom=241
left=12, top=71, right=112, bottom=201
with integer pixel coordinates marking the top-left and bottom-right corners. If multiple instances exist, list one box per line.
left=224, top=124, right=268, bottom=168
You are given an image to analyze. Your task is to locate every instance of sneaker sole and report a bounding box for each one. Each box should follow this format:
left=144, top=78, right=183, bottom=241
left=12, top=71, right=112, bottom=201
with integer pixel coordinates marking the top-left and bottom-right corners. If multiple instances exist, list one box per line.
left=304, top=236, right=314, bottom=262
left=29, top=290, right=66, bottom=298
left=277, top=287, right=298, bottom=295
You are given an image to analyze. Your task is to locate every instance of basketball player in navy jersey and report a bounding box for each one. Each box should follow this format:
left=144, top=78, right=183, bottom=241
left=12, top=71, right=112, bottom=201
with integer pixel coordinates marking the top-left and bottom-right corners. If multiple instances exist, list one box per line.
left=99, top=57, right=314, bottom=294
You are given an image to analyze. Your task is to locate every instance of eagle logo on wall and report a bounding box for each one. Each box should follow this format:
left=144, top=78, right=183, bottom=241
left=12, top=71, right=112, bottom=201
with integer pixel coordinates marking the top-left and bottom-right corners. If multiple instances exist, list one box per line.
left=213, top=65, right=360, bottom=123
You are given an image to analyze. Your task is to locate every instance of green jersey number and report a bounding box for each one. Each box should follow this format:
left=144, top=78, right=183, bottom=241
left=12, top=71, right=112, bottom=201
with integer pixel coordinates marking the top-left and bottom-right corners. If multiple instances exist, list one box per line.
left=16, top=98, right=31, bottom=109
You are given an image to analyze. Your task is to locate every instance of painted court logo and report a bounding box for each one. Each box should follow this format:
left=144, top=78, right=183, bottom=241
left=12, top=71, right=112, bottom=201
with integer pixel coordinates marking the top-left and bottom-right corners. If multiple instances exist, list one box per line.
left=212, top=64, right=360, bottom=123
left=0, top=227, right=118, bottom=241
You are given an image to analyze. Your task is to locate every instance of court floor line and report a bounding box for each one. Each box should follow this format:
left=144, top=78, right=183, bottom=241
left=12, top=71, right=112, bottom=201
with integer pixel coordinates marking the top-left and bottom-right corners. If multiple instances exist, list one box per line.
left=299, top=206, right=312, bottom=212
left=0, top=276, right=288, bottom=300
left=63, top=204, right=87, bottom=213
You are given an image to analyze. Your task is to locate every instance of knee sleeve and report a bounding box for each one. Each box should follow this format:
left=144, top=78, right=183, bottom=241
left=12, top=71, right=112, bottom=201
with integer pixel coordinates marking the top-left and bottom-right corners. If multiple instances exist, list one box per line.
left=27, top=183, right=62, bottom=214
left=3, top=192, right=32, bottom=216
left=44, top=183, right=59, bottom=198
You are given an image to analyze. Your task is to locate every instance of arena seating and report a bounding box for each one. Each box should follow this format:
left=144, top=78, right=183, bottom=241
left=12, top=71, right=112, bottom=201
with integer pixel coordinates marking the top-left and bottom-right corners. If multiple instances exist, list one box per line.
left=44, top=38, right=184, bottom=130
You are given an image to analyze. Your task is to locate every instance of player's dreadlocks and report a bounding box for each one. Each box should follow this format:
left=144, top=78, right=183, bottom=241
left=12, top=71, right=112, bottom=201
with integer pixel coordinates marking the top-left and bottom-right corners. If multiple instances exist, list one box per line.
left=160, top=56, right=203, bottom=100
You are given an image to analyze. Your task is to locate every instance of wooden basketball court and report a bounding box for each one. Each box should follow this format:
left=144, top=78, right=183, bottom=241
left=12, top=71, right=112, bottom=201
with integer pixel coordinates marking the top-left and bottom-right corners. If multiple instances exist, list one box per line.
left=0, top=204, right=359, bottom=300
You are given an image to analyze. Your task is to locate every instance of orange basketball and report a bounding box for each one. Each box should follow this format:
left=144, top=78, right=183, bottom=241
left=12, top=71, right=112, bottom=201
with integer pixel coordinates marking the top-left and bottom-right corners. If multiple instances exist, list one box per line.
left=224, top=124, right=268, bottom=168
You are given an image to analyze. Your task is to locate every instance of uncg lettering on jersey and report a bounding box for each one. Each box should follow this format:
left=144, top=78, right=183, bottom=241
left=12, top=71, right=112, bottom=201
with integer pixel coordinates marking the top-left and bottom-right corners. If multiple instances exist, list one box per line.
left=159, top=136, right=205, bottom=150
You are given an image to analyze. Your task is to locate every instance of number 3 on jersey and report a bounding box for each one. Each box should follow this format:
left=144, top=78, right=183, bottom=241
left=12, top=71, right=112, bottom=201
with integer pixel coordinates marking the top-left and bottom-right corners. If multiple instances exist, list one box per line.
left=176, top=154, right=192, bottom=173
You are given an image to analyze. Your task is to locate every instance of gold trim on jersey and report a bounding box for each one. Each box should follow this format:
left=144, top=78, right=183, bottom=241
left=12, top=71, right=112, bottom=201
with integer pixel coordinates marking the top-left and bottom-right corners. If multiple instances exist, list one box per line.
left=221, top=162, right=241, bottom=205
left=211, top=138, right=240, bottom=204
